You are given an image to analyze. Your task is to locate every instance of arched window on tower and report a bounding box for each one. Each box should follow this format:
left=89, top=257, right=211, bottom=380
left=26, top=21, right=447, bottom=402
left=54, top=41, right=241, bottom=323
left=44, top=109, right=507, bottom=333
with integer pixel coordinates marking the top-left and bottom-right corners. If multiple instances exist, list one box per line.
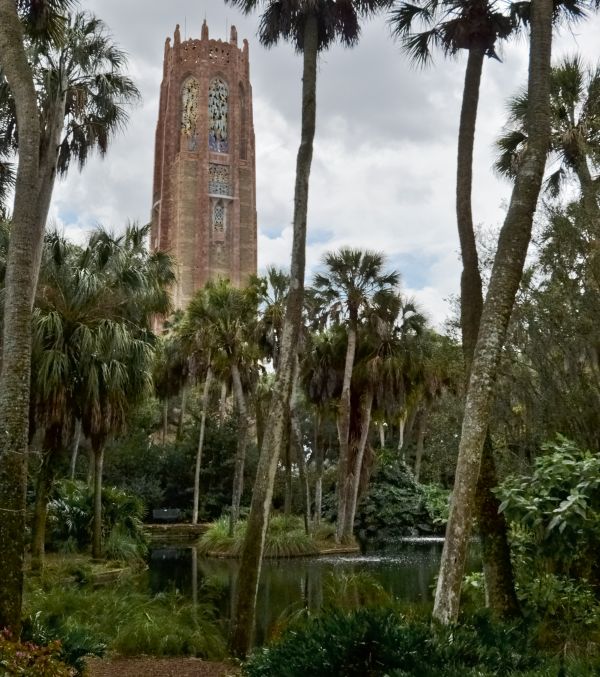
left=181, top=77, right=200, bottom=151
left=239, top=84, right=247, bottom=160
left=209, top=78, right=229, bottom=153
left=213, top=199, right=226, bottom=242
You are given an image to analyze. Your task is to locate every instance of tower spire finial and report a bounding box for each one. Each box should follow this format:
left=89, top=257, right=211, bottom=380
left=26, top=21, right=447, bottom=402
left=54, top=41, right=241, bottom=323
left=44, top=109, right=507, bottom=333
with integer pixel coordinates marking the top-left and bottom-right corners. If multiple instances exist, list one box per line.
left=201, top=18, right=209, bottom=41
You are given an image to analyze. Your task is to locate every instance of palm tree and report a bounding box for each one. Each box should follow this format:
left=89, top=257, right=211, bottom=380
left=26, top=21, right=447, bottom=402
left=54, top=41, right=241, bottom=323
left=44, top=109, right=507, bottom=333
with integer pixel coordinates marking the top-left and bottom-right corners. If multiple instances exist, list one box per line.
left=226, top=0, right=393, bottom=656
left=29, top=224, right=173, bottom=564
left=433, top=0, right=555, bottom=624
left=312, top=248, right=399, bottom=543
left=0, top=2, right=137, bottom=630
left=389, top=0, right=524, bottom=618
left=184, top=279, right=260, bottom=535
left=495, top=55, right=600, bottom=220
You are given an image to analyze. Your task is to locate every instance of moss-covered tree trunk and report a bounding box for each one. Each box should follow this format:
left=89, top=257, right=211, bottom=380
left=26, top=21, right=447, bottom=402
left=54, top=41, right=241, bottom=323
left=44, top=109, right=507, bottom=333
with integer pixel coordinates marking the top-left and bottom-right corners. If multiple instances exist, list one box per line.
left=229, top=362, right=249, bottom=535
left=230, top=13, right=318, bottom=658
left=0, top=0, right=41, bottom=634
left=336, top=320, right=357, bottom=543
left=456, top=46, right=520, bottom=619
left=193, top=365, right=212, bottom=525
left=92, top=443, right=105, bottom=560
left=433, top=0, right=553, bottom=623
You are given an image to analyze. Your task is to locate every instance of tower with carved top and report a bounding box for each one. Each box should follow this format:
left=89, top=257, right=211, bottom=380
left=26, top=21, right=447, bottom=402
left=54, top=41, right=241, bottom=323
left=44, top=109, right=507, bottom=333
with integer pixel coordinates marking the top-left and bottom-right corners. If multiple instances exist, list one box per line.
left=150, top=21, right=257, bottom=309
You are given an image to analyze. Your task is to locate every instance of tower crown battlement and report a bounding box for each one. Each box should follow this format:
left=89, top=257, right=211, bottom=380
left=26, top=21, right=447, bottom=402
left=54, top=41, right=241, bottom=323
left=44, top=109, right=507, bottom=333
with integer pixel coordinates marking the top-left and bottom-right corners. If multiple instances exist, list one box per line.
left=151, top=21, right=257, bottom=309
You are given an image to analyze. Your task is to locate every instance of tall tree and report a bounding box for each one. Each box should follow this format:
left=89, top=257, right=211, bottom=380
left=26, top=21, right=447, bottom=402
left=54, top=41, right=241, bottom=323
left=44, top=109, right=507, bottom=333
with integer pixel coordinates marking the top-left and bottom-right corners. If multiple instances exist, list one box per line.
left=0, top=0, right=137, bottom=630
left=432, top=0, right=555, bottom=623
left=390, top=0, right=522, bottom=618
left=496, top=55, right=600, bottom=220
left=226, top=0, right=392, bottom=657
left=313, top=248, right=399, bottom=543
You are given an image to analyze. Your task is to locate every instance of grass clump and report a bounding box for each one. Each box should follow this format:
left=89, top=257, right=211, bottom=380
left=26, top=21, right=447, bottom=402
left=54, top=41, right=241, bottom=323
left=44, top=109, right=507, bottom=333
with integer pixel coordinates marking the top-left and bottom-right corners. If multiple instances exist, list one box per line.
left=24, top=577, right=227, bottom=663
left=198, top=514, right=319, bottom=558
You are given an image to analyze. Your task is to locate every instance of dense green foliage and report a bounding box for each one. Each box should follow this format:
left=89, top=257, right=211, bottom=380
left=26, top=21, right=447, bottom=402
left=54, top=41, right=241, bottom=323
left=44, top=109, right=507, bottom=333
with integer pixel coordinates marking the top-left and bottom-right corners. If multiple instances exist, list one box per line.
left=354, top=454, right=444, bottom=543
left=243, top=608, right=553, bottom=677
left=198, top=515, right=324, bottom=557
left=24, top=579, right=227, bottom=663
left=47, top=480, right=147, bottom=560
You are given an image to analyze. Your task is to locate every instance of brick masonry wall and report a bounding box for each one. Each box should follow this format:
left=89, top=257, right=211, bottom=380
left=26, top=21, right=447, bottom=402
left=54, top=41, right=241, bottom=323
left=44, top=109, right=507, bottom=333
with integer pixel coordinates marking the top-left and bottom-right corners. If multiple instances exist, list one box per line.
left=150, top=21, right=257, bottom=310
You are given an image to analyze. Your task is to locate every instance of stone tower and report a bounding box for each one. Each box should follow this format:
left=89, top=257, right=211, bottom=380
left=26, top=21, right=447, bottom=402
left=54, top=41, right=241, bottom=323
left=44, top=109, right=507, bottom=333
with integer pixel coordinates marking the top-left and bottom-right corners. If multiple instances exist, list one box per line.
left=150, top=21, right=257, bottom=309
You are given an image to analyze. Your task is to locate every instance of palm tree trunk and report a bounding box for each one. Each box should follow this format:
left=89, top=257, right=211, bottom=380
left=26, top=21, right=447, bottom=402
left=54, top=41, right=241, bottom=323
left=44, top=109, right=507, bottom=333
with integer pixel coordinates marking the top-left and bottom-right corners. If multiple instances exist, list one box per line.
left=336, top=322, right=357, bottom=543
left=31, top=450, right=56, bottom=573
left=92, top=443, right=105, bottom=559
left=291, top=357, right=310, bottom=535
left=230, top=12, right=318, bottom=658
left=433, top=0, right=553, bottom=624
left=574, top=156, right=600, bottom=228
left=313, top=411, right=323, bottom=526
left=177, top=383, right=188, bottom=441
left=379, top=422, right=385, bottom=449
left=413, top=408, right=427, bottom=483
left=162, top=398, right=168, bottom=444
left=344, top=390, right=373, bottom=542
left=193, top=364, right=212, bottom=525
left=397, top=412, right=405, bottom=451
left=456, top=47, right=520, bottom=619
left=229, top=363, right=249, bottom=535
left=0, top=0, right=42, bottom=634
left=69, top=419, right=82, bottom=480
left=219, top=381, right=228, bottom=427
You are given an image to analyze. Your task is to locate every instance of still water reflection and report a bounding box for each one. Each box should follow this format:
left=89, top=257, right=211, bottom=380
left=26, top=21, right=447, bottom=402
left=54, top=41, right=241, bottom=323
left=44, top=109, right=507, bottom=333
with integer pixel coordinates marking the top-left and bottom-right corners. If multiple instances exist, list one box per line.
left=148, top=541, right=448, bottom=646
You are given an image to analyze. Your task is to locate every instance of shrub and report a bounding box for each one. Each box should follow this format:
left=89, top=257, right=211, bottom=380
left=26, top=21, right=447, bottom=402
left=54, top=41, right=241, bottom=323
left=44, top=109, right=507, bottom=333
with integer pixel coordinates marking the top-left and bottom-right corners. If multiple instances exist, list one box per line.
left=243, top=608, right=544, bottom=677
left=0, top=628, right=75, bottom=676
left=353, top=454, right=439, bottom=544
left=420, top=484, right=451, bottom=527
left=197, top=515, right=319, bottom=558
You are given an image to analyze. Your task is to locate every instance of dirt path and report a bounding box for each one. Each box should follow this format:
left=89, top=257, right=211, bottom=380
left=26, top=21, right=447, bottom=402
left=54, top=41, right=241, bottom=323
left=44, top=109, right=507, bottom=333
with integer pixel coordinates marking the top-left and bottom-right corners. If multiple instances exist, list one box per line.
left=86, top=657, right=240, bottom=677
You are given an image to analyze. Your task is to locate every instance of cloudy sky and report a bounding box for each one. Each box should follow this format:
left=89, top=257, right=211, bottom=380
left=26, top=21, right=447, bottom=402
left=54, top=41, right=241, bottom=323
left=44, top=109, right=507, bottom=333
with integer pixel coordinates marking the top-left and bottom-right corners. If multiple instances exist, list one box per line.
left=49, top=1, right=600, bottom=326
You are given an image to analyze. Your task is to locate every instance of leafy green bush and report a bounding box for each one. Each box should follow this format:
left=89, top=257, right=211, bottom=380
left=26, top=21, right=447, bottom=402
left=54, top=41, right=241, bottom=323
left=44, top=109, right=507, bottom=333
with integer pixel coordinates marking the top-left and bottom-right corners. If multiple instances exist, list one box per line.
left=420, top=484, right=451, bottom=527
left=497, top=436, right=600, bottom=583
left=197, top=515, right=318, bottom=557
left=0, top=628, right=75, bottom=676
left=46, top=480, right=147, bottom=560
left=354, top=454, right=440, bottom=544
left=243, top=608, right=544, bottom=677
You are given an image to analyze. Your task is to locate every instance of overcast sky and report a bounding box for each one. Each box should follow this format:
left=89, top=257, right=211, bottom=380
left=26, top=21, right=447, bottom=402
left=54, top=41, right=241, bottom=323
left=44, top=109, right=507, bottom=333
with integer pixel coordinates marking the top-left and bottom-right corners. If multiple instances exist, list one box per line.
left=49, top=1, right=600, bottom=326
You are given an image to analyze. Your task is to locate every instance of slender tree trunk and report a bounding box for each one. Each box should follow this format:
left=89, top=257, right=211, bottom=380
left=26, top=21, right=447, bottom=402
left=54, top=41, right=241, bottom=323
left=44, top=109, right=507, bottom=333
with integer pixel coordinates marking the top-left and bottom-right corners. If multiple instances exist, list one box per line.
left=230, top=13, right=318, bottom=657
left=344, top=390, right=373, bottom=542
left=92, top=444, right=105, bottom=559
left=69, top=419, right=82, bottom=480
left=219, top=381, right=228, bottom=427
left=291, top=357, right=310, bottom=535
left=397, top=412, right=405, bottom=451
left=574, top=157, right=600, bottom=228
left=0, top=0, right=42, bottom=634
left=162, top=398, right=168, bottom=444
left=229, top=363, right=249, bottom=535
left=433, top=0, right=553, bottom=624
left=336, top=321, right=357, bottom=543
left=193, top=365, right=212, bottom=525
left=177, top=383, right=188, bottom=441
left=313, top=411, right=323, bottom=526
left=379, top=422, right=385, bottom=449
left=31, top=450, right=56, bottom=573
left=284, top=437, right=292, bottom=516
left=455, top=47, right=520, bottom=619
left=413, top=408, right=427, bottom=484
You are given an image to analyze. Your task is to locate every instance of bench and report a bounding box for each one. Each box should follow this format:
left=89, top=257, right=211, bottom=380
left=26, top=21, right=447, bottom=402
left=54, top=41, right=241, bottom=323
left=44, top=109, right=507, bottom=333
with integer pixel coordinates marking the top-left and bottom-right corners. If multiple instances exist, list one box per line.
left=152, top=508, right=182, bottom=523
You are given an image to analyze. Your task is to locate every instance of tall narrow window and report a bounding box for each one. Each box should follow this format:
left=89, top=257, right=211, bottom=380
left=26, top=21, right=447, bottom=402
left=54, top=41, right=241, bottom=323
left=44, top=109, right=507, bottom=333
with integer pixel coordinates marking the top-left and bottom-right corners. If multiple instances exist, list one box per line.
left=239, top=84, right=247, bottom=160
left=213, top=199, right=226, bottom=241
left=209, top=78, right=229, bottom=153
left=209, top=164, right=231, bottom=195
left=181, top=77, right=200, bottom=151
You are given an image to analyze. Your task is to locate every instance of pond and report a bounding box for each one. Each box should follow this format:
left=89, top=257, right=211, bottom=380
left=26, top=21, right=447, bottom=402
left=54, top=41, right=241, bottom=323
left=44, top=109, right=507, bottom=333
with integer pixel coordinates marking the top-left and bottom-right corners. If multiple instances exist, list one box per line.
left=148, top=539, right=459, bottom=646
